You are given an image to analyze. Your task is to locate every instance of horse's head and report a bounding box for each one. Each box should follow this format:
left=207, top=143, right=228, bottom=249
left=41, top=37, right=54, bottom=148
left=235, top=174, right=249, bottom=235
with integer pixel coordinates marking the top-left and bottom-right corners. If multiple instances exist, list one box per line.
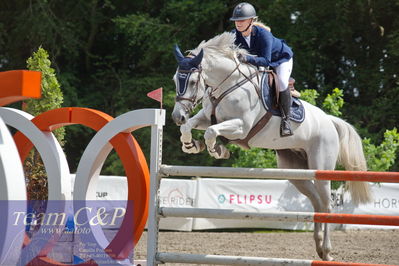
left=171, top=45, right=206, bottom=125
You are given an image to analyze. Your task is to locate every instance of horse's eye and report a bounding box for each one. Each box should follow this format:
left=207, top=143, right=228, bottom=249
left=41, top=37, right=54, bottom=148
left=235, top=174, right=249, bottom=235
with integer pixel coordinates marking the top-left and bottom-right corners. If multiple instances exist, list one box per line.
left=189, top=80, right=196, bottom=86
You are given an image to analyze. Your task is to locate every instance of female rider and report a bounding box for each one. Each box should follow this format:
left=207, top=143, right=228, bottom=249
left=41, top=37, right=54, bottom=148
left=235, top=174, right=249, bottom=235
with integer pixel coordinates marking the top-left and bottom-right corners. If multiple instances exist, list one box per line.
left=231, top=2, right=294, bottom=137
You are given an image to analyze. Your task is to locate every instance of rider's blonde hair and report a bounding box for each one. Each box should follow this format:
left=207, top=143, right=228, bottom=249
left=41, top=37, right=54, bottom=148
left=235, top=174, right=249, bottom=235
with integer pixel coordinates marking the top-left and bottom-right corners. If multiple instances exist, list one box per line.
left=253, top=19, right=271, bottom=32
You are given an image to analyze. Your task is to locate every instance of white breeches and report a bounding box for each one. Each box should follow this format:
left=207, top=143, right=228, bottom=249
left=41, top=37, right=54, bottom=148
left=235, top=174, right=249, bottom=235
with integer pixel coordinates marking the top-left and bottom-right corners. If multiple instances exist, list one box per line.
left=275, top=58, right=293, bottom=91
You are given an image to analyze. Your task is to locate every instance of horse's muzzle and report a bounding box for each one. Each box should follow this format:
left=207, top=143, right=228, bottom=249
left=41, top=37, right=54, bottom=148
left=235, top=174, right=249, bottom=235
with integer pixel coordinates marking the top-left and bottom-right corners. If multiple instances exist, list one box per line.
left=172, top=113, right=187, bottom=125
left=171, top=108, right=188, bottom=126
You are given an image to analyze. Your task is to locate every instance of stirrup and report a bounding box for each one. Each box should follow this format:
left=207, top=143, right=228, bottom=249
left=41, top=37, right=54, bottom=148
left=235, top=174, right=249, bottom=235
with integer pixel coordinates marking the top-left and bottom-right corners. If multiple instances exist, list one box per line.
left=280, top=120, right=293, bottom=137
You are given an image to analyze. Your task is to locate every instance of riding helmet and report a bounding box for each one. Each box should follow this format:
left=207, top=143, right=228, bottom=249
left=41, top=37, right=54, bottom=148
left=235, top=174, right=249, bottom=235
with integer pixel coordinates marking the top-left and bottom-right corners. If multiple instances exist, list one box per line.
left=230, top=2, right=257, bottom=21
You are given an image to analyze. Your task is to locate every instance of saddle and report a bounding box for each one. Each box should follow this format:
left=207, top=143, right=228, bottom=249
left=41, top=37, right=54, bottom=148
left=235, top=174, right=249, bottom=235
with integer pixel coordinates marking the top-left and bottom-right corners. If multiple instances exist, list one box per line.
left=260, top=70, right=305, bottom=123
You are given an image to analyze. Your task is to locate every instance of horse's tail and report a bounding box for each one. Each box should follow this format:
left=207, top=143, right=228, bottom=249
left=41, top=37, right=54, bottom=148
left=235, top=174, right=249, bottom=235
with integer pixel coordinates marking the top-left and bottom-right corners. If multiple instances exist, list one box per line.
left=329, top=115, right=373, bottom=205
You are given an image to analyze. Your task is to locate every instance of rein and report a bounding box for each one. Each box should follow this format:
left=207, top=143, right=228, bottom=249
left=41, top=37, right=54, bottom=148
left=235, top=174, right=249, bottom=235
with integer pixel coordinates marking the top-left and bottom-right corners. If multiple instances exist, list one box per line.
left=210, top=71, right=258, bottom=125
left=209, top=63, right=241, bottom=97
left=209, top=58, right=259, bottom=125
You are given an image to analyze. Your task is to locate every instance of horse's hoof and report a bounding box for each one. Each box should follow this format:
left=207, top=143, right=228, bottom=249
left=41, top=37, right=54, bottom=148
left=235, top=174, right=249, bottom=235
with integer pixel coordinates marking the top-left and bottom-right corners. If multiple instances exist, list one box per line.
left=317, top=250, right=333, bottom=261
left=221, top=149, right=230, bottom=159
left=208, top=150, right=221, bottom=159
left=208, top=145, right=230, bottom=159
left=197, top=140, right=206, bottom=152
left=323, top=254, right=333, bottom=261
left=317, top=250, right=323, bottom=260
left=182, top=139, right=205, bottom=154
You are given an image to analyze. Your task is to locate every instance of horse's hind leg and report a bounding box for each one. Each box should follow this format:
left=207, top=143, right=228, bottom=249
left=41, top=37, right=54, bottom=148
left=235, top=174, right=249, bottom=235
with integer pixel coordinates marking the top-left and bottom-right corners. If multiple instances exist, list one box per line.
left=314, top=180, right=333, bottom=261
left=307, top=142, right=339, bottom=261
left=276, top=149, right=325, bottom=260
left=290, top=180, right=326, bottom=259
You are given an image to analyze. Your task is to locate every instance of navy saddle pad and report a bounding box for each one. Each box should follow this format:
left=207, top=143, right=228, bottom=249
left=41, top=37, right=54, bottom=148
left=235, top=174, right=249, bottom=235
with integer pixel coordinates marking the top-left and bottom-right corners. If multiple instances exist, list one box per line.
left=260, top=72, right=305, bottom=123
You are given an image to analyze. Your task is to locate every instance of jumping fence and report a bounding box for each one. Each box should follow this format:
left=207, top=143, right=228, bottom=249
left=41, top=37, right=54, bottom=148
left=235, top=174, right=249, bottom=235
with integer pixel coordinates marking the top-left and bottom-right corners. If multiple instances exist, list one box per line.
left=146, top=111, right=399, bottom=266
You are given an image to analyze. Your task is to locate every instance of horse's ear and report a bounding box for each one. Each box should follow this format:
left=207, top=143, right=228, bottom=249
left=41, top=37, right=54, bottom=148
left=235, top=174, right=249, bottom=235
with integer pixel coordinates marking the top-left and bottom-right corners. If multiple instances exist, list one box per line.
left=173, top=44, right=185, bottom=62
left=190, top=49, right=204, bottom=67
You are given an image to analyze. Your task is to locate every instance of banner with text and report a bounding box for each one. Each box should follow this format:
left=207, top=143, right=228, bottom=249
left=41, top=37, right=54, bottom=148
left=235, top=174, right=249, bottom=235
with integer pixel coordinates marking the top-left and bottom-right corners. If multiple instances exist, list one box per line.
left=81, top=175, right=399, bottom=231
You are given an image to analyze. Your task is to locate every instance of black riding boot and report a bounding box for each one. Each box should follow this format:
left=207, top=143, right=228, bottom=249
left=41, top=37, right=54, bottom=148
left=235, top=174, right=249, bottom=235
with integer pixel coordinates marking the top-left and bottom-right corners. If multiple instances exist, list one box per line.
left=279, top=89, right=293, bottom=137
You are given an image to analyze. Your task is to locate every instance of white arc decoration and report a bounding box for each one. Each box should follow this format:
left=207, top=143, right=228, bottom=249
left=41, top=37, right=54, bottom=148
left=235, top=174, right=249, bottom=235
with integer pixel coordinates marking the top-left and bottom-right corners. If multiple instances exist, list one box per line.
left=0, top=116, right=26, bottom=266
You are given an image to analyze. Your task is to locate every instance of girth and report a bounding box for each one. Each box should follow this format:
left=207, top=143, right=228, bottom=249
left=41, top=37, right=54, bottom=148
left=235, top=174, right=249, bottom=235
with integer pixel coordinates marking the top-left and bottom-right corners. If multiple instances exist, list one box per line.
left=230, top=111, right=272, bottom=149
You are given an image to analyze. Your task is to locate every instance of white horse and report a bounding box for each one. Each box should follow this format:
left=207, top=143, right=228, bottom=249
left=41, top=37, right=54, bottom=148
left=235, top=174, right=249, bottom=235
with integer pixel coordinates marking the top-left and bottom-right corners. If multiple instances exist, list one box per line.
left=171, top=32, right=372, bottom=261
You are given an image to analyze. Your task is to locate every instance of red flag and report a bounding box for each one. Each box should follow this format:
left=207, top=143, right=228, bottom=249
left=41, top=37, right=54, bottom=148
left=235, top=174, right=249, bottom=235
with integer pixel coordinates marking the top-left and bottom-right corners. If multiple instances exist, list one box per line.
left=147, top=87, right=163, bottom=109
left=147, top=87, right=162, bottom=102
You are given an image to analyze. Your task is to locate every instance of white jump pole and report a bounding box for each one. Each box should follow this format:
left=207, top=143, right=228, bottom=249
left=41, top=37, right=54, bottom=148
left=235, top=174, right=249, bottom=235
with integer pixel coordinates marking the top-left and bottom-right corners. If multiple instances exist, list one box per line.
left=160, top=164, right=316, bottom=180
left=160, top=164, right=399, bottom=183
left=160, top=207, right=314, bottom=222
left=157, top=252, right=313, bottom=266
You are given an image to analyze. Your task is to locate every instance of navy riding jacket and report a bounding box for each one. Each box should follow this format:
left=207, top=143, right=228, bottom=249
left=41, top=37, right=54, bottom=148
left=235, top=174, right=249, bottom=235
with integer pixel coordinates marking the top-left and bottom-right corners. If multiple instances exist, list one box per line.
left=234, top=25, right=293, bottom=68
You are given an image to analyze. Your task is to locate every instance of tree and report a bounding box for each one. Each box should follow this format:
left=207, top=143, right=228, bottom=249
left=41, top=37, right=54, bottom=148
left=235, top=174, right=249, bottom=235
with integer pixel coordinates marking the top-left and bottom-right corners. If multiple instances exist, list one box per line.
left=364, top=129, right=399, bottom=171
left=24, top=47, right=65, bottom=200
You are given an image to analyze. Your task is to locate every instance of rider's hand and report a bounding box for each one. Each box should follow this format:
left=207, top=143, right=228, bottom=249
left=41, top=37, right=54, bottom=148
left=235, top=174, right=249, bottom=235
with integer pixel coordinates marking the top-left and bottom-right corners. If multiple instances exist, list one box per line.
left=237, top=53, right=247, bottom=63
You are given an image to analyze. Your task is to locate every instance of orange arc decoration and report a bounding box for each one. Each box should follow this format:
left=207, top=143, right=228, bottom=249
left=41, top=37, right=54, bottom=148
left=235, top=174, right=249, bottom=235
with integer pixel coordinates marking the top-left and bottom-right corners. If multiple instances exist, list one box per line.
left=0, top=70, right=42, bottom=106
left=13, top=107, right=149, bottom=266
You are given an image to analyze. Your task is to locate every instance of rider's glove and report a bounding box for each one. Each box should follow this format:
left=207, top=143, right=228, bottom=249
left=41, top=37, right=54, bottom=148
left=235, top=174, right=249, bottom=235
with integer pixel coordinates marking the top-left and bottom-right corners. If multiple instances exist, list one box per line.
left=237, top=53, right=247, bottom=63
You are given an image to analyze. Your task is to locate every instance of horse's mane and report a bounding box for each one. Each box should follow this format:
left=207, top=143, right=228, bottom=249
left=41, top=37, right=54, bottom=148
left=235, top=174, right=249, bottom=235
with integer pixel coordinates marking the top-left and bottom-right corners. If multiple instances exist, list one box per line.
left=189, top=32, right=248, bottom=68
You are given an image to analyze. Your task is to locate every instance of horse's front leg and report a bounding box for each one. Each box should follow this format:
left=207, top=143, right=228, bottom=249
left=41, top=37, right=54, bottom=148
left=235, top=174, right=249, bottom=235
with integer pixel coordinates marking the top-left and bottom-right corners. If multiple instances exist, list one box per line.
left=180, top=110, right=209, bottom=154
left=204, top=118, right=245, bottom=159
